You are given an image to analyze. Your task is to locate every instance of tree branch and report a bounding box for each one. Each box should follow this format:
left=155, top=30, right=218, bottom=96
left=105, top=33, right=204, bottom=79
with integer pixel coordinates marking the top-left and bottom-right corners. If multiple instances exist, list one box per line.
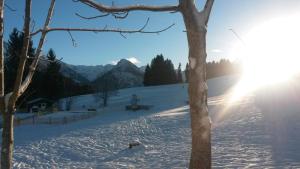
left=9, top=0, right=32, bottom=107
left=4, top=3, right=16, bottom=12
left=77, top=0, right=179, bottom=13
left=75, top=12, right=109, bottom=19
left=67, top=30, right=77, bottom=47
left=31, top=19, right=175, bottom=36
left=201, top=0, right=214, bottom=25
left=0, top=0, right=4, bottom=100
left=111, top=11, right=129, bottom=19
left=75, top=11, right=129, bottom=20
left=19, top=0, right=56, bottom=96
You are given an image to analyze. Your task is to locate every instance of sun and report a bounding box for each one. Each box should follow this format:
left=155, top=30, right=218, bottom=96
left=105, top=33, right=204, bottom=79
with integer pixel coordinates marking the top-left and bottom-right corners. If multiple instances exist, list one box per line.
left=229, top=13, right=300, bottom=101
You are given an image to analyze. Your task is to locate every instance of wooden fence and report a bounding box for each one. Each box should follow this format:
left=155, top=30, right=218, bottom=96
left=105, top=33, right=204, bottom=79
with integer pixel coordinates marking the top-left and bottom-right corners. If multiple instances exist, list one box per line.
left=14, top=112, right=99, bottom=126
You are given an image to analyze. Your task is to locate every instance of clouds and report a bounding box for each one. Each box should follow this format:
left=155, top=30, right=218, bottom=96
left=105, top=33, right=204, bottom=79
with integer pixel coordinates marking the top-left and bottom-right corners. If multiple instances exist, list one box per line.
left=111, top=57, right=141, bottom=65
left=126, top=57, right=141, bottom=65
left=210, top=49, right=223, bottom=53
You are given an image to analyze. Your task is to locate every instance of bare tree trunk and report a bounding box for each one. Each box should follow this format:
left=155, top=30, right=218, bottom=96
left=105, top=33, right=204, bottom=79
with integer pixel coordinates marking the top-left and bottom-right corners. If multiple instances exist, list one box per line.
left=0, top=0, right=12, bottom=168
left=0, top=0, right=4, bottom=97
left=180, top=0, right=214, bottom=168
left=1, top=110, right=14, bottom=169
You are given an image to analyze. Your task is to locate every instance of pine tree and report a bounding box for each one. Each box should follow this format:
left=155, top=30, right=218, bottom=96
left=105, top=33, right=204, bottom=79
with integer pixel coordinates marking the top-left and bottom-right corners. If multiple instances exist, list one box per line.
left=143, top=54, right=177, bottom=86
left=43, top=49, right=64, bottom=100
left=4, top=28, right=35, bottom=93
left=177, top=63, right=183, bottom=83
left=164, top=59, right=177, bottom=84
left=150, top=54, right=164, bottom=85
left=185, top=63, right=189, bottom=83
left=143, top=64, right=151, bottom=86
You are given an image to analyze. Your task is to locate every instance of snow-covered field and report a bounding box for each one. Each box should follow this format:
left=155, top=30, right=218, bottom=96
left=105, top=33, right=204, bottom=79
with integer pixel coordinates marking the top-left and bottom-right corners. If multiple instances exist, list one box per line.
left=3, top=76, right=300, bottom=168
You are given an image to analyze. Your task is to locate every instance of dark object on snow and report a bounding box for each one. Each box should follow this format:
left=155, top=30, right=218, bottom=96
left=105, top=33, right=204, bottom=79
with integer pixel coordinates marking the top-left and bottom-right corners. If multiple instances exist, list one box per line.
left=125, top=105, right=151, bottom=111
left=87, top=108, right=96, bottom=111
left=131, top=94, right=139, bottom=106
left=129, top=140, right=141, bottom=149
left=126, top=94, right=152, bottom=111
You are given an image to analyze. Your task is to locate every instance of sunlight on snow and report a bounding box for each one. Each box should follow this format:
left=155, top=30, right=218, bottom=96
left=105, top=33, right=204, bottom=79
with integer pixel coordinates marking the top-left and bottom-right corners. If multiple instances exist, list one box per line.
left=229, top=13, right=300, bottom=101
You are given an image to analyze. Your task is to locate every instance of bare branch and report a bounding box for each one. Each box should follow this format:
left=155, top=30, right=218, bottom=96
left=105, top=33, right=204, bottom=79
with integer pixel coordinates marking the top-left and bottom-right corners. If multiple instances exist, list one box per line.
left=67, top=30, right=77, bottom=47
left=77, top=0, right=179, bottom=13
left=4, top=3, right=16, bottom=12
left=9, top=0, right=32, bottom=105
left=112, top=11, right=129, bottom=19
left=19, top=0, right=56, bottom=95
left=76, top=11, right=129, bottom=20
left=201, top=0, right=215, bottom=25
left=138, top=17, right=149, bottom=31
left=75, top=12, right=109, bottom=19
left=0, top=0, right=4, bottom=99
left=31, top=19, right=36, bottom=33
left=119, top=32, right=127, bottom=39
left=31, top=22, right=175, bottom=36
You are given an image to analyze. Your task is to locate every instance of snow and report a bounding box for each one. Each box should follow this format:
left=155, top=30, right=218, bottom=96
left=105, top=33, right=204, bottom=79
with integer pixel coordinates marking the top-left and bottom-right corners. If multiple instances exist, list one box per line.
left=2, top=75, right=300, bottom=168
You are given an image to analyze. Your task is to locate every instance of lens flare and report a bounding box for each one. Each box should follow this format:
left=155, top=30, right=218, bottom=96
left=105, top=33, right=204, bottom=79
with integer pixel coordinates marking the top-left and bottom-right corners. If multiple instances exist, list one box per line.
left=229, top=13, right=300, bottom=101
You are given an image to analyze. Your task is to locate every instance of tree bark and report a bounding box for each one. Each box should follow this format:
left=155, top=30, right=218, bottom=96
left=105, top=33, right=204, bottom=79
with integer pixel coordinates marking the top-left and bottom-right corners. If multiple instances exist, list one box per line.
left=180, top=0, right=214, bottom=168
left=1, top=110, right=14, bottom=169
left=0, top=0, right=4, bottom=98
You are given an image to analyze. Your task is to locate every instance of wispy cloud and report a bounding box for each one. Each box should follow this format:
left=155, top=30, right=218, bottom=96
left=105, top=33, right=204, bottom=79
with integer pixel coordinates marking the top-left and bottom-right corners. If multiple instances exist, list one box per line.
left=126, top=57, right=140, bottom=65
left=111, top=57, right=141, bottom=65
left=111, top=60, right=119, bottom=65
left=210, top=49, right=223, bottom=53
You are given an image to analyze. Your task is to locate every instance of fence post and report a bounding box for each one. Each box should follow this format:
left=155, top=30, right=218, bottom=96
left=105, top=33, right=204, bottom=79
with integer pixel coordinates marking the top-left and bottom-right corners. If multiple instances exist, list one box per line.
left=48, top=117, right=52, bottom=124
left=63, top=116, right=67, bottom=124
left=32, top=116, right=35, bottom=124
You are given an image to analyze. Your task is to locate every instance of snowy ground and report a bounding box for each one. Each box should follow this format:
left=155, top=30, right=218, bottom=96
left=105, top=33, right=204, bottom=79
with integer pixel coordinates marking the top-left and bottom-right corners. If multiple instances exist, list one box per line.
left=3, top=76, right=300, bottom=168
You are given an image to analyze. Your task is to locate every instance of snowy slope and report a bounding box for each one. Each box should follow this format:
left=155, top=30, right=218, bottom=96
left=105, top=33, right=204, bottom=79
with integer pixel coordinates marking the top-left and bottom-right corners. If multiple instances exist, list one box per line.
left=4, top=75, right=300, bottom=168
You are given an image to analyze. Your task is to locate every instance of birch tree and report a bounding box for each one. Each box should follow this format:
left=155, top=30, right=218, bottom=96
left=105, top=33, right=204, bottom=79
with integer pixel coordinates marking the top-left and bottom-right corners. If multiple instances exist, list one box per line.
left=0, top=0, right=175, bottom=168
left=76, top=0, right=215, bottom=168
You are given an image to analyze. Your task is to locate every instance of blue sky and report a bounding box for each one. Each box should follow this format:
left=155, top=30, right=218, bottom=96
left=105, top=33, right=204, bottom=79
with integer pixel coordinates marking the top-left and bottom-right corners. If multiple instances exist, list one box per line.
left=4, top=0, right=300, bottom=67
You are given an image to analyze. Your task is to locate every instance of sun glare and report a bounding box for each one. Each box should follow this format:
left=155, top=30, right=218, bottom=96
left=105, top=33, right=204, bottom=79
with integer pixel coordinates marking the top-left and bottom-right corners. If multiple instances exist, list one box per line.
left=229, top=13, right=300, bottom=101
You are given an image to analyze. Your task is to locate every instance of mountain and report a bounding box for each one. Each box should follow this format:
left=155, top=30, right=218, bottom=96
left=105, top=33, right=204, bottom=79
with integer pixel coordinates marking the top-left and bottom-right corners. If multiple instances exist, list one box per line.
left=139, top=66, right=146, bottom=72
left=66, top=64, right=114, bottom=81
left=59, top=62, right=91, bottom=84
left=38, top=58, right=145, bottom=86
left=37, top=59, right=90, bottom=84
left=92, top=59, right=144, bottom=89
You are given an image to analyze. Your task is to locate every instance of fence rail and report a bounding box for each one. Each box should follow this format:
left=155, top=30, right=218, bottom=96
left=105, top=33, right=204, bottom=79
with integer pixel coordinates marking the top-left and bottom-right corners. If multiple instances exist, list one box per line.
left=14, top=112, right=99, bottom=126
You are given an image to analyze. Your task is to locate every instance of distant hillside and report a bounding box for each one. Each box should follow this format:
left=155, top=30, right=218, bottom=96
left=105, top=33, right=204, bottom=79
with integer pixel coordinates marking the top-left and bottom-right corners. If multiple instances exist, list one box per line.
left=59, top=63, right=91, bottom=84
left=92, top=59, right=144, bottom=89
left=66, top=64, right=114, bottom=81
left=37, top=58, right=90, bottom=84
left=56, top=59, right=145, bottom=85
